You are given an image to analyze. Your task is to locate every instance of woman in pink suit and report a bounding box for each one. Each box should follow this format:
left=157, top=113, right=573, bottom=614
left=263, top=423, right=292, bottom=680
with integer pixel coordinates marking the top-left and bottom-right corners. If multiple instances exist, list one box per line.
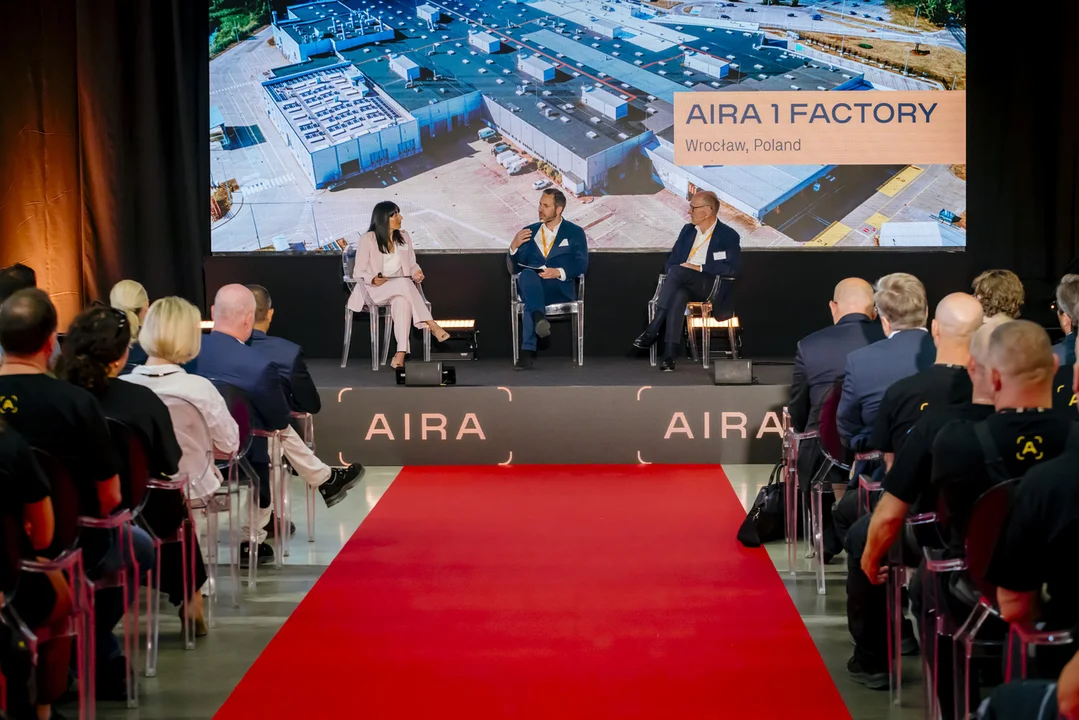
left=349, top=201, right=450, bottom=368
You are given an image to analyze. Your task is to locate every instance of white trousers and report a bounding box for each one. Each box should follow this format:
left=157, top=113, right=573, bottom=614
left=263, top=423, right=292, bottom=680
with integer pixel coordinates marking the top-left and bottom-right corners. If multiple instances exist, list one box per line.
left=367, top=278, right=433, bottom=353
left=241, top=425, right=331, bottom=545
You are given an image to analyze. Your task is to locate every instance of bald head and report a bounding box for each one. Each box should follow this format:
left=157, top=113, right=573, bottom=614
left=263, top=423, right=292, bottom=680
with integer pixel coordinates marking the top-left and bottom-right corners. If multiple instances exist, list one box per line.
left=988, top=321, right=1053, bottom=388
left=212, top=284, right=256, bottom=341
left=970, top=315, right=1011, bottom=368
left=831, top=278, right=875, bottom=321
left=934, top=293, right=984, bottom=338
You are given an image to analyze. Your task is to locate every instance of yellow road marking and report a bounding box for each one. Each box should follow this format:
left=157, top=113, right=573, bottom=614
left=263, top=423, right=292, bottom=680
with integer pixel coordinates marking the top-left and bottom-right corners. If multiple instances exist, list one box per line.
left=807, top=221, right=851, bottom=247
left=878, top=165, right=925, bottom=197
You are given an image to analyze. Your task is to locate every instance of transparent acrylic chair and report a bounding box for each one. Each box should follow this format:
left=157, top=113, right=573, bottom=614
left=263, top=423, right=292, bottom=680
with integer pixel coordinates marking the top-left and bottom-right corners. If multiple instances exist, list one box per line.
left=291, top=412, right=317, bottom=544
left=341, top=246, right=431, bottom=369
left=510, top=273, right=585, bottom=366
left=646, top=274, right=738, bottom=368
left=13, top=450, right=96, bottom=719
left=781, top=408, right=817, bottom=576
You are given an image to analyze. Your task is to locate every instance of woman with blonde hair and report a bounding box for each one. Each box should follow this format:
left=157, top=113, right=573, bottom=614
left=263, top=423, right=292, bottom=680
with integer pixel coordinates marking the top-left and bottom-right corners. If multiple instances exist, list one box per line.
left=110, top=279, right=150, bottom=366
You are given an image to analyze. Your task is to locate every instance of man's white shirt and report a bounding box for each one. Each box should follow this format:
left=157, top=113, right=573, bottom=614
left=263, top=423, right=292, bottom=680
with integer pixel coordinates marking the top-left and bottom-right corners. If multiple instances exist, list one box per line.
left=688, top=219, right=718, bottom=268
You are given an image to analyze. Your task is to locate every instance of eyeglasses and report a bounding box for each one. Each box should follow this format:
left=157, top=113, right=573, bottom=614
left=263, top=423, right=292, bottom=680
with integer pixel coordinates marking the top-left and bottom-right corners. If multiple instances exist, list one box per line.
left=91, top=300, right=129, bottom=336
left=689, top=205, right=709, bottom=211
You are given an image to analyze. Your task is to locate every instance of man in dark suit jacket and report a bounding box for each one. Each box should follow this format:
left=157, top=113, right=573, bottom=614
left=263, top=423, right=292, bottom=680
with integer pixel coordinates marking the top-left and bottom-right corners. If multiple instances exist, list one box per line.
left=193, top=285, right=362, bottom=562
left=245, top=284, right=320, bottom=415
left=837, top=273, right=936, bottom=452
left=508, top=188, right=588, bottom=370
left=633, top=191, right=741, bottom=371
left=789, top=278, right=883, bottom=487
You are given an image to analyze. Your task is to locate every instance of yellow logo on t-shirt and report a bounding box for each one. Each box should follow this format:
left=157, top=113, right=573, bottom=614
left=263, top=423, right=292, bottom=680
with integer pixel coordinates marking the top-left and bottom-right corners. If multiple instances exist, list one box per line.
left=919, top=402, right=929, bottom=411
left=0, top=395, right=17, bottom=414
left=1015, top=435, right=1044, bottom=461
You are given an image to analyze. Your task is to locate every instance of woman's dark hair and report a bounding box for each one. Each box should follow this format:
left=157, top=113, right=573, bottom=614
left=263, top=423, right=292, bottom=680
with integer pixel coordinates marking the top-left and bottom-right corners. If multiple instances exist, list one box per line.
left=55, top=304, right=131, bottom=397
left=368, top=201, right=404, bottom=254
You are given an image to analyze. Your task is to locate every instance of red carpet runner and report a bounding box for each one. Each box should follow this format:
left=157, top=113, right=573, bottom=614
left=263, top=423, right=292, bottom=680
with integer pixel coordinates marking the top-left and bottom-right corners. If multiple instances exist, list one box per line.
left=216, top=466, right=849, bottom=719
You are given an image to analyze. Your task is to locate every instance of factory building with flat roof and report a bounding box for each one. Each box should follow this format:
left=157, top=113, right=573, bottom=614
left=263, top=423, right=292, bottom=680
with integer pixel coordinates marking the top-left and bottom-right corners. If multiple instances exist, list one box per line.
left=271, top=1, right=395, bottom=64
left=262, top=62, right=421, bottom=188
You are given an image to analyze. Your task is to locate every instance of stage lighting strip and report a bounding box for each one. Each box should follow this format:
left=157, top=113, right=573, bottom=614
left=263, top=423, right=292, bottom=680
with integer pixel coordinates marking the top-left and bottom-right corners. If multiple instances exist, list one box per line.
left=435, top=320, right=475, bottom=329
left=688, top=316, right=740, bottom=329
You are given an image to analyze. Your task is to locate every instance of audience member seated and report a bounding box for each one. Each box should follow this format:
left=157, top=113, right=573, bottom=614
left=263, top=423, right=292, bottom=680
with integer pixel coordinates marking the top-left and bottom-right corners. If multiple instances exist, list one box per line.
left=508, top=189, right=589, bottom=371
left=0, top=264, right=37, bottom=363
left=632, top=190, right=740, bottom=372
left=348, top=202, right=450, bottom=369
left=847, top=317, right=1007, bottom=690
left=110, top=279, right=150, bottom=368
left=787, top=278, right=882, bottom=553
left=932, top=320, right=1076, bottom=550
left=57, top=304, right=210, bottom=636
left=971, top=269, right=1025, bottom=321
left=245, top=285, right=320, bottom=416
left=837, top=273, right=935, bottom=453
left=977, top=645, right=1078, bottom=719
left=0, top=288, right=154, bottom=700
left=1054, top=274, right=1079, bottom=365
left=869, top=293, right=984, bottom=468
left=0, top=421, right=72, bottom=720
left=122, top=297, right=240, bottom=501
left=189, top=285, right=363, bottom=566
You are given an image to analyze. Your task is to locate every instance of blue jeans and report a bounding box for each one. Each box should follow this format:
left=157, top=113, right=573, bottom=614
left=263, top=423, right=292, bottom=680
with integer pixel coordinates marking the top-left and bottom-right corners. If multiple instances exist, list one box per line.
left=89, top=526, right=155, bottom=662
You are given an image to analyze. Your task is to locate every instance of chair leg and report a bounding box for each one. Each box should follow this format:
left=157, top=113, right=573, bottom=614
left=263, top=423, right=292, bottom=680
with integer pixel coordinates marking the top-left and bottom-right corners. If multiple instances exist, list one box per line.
left=381, top=312, right=393, bottom=367
left=423, top=327, right=431, bottom=362
left=702, top=322, right=710, bottom=369
left=306, top=484, right=316, bottom=543
left=145, top=541, right=162, bottom=678
left=812, top=482, right=826, bottom=595
left=511, top=305, right=520, bottom=365
left=687, top=313, right=700, bottom=362
left=647, top=302, right=657, bottom=367
left=887, top=565, right=904, bottom=706
left=370, top=312, right=380, bottom=372
left=341, top=308, right=353, bottom=368
left=785, top=458, right=799, bottom=576
left=206, top=508, right=218, bottom=628
left=577, top=304, right=585, bottom=366
left=728, top=323, right=739, bottom=360
left=247, top=476, right=258, bottom=589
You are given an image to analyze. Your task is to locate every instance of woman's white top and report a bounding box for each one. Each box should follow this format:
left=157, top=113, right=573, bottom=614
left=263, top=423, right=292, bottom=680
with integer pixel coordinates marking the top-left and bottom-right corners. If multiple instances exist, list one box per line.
left=121, top=364, right=239, bottom=499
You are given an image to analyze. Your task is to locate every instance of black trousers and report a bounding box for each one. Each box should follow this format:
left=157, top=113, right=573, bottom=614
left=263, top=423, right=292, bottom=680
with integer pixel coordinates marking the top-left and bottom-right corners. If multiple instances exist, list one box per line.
left=649, top=265, right=716, bottom=348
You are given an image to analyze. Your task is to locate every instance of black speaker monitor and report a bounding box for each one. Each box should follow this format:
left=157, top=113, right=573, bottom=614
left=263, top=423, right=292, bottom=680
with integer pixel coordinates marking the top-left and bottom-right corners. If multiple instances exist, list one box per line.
left=395, top=362, right=457, bottom=386
left=713, top=359, right=753, bottom=385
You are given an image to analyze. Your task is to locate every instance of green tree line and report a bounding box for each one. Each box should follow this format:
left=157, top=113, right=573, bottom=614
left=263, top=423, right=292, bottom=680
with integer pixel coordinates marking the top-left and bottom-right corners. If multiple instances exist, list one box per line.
left=210, top=0, right=271, bottom=56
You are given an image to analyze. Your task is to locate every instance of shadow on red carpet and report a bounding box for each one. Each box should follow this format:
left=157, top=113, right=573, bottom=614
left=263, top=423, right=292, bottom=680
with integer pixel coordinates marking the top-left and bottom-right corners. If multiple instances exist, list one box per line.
left=215, top=465, right=849, bottom=719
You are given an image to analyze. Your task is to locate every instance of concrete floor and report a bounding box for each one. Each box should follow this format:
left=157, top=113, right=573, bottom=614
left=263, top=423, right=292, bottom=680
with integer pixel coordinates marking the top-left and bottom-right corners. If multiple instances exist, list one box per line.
left=92, top=465, right=923, bottom=719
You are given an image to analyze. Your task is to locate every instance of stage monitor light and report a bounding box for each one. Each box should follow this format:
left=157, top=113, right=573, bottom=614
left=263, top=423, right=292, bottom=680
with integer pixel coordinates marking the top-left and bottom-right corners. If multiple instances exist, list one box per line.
left=395, top=361, right=457, bottom=386
left=435, top=319, right=475, bottom=329
left=200, top=320, right=215, bottom=329
left=688, top=316, right=740, bottom=329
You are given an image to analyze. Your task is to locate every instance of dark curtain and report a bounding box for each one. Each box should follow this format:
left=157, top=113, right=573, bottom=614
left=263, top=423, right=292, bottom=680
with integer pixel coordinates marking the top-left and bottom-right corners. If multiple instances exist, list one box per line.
left=0, top=0, right=208, bottom=326
left=967, top=5, right=1079, bottom=311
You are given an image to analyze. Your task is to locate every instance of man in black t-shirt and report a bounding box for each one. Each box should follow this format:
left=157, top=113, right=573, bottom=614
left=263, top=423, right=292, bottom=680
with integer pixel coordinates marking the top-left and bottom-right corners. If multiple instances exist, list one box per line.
left=932, top=321, right=1074, bottom=552
left=844, top=316, right=1006, bottom=689
left=869, top=293, right=983, bottom=463
left=0, top=422, right=75, bottom=719
left=0, top=289, right=154, bottom=699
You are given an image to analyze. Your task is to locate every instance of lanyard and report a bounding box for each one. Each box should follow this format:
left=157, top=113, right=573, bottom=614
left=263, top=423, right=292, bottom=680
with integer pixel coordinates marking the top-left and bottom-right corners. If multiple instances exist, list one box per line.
left=688, top=229, right=713, bottom=262
left=540, top=225, right=556, bottom=256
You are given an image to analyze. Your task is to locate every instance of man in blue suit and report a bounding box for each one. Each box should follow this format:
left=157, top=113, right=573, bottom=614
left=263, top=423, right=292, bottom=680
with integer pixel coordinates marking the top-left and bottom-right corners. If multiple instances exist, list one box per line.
left=508, top=188, right=588, bottom=370
left=789, top=278, right=884, bottom=487
left=245, top=284, right=320, bottom=415
left=632, top=191, right=741, bottom=371
left=837, top=272, right=936, bottom=453
left=194, top=285, right=363, bottom=564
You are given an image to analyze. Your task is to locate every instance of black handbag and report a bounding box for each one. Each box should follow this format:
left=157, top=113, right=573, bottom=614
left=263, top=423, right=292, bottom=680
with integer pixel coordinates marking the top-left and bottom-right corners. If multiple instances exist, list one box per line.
left=737, top=461, right=788, bottom=548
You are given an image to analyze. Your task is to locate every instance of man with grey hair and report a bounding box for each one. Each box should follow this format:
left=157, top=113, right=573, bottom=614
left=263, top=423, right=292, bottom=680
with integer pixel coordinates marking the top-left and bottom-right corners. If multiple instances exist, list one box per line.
left=633, top=190, right=741, bottom=371
left=1052, top=273, right=1079, bottom=367
left=192, top=284, right=364, bottom=565
left=845, top=315, right=1008, bottom=690
left=836, top=272, right=936, bottom=451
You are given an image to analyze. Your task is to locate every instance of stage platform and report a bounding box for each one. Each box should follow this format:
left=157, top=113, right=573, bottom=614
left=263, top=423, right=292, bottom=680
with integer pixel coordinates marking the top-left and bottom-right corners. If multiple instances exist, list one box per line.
left=310, top=358, right=793, bottom=466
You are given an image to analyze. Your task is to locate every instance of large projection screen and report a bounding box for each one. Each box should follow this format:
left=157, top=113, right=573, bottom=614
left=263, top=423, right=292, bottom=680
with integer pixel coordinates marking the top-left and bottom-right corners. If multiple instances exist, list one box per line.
left=209, top=0, right=966, bottom=253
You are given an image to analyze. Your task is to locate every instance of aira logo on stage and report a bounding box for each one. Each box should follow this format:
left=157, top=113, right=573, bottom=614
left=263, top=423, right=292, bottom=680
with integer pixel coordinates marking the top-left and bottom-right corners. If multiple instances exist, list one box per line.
left=364, top=413, right=486, bottom=441
left=663, top=411, right=784, bottom=440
